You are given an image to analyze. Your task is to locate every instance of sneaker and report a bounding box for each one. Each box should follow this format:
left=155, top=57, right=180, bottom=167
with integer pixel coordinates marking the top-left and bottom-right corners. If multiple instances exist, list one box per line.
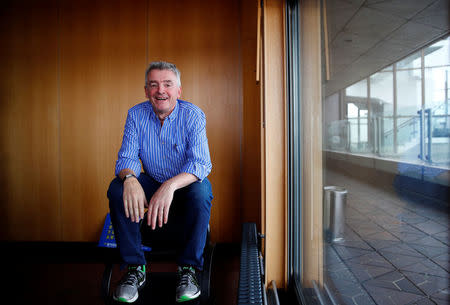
left=175, top=266, right=201, bottom=302
left=113, top=265, right=146, bottom=303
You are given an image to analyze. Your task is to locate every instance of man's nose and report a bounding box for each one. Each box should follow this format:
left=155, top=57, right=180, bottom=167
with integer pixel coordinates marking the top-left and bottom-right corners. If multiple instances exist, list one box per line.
left=157, top=84, right=165, bottom=93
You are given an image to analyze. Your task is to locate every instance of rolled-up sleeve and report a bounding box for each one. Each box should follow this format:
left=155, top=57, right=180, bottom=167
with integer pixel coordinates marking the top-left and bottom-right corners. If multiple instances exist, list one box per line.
left=115, top=111, right=142, bottom=177
left=181, top=111, right=212, bottom=181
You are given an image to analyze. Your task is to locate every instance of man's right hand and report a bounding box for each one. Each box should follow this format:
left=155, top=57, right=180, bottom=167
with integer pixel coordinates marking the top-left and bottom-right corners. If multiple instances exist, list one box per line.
left=123, top=177, right=147, bottom=223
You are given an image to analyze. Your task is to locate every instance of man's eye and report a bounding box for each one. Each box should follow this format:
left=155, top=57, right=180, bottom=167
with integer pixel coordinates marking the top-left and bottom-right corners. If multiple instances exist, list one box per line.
left=164, top=83, right=173, bottom=88
left=150, top=84, right=158, bottom=88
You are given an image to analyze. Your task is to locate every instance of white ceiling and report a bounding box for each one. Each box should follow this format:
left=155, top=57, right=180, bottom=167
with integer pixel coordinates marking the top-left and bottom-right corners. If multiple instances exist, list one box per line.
left=324, top=0, right=450, bottom=96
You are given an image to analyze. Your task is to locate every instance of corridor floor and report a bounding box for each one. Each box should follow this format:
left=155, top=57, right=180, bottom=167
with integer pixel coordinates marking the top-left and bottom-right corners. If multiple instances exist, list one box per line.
left=324, top=170, right=449, bottom=305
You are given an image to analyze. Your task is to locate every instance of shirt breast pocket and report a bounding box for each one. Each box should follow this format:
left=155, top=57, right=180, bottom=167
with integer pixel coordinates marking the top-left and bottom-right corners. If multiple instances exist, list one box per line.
left=166, top=142, right=186, bottom=166
left=174, top=143, right=186, bottom=155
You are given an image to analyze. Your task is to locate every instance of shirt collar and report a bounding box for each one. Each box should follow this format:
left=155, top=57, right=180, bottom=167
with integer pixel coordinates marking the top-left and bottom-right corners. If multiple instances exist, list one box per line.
left=166, top=100, right=179, bottom=121
left=148, top=100, right=179, bottom=123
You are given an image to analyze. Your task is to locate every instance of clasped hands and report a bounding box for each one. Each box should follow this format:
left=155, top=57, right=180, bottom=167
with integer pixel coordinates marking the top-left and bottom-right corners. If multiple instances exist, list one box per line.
left=122, top=178, right=174, bottom=230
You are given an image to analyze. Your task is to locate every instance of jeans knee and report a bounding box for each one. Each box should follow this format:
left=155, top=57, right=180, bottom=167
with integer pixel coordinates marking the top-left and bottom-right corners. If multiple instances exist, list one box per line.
left=183, top=180, right=212, bottom=211
left=107, top=177, right=124, bottom=207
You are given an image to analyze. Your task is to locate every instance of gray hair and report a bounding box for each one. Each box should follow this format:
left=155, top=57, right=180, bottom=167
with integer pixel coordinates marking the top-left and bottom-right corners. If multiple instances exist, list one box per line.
left=145, top=61, right=181, bottom=87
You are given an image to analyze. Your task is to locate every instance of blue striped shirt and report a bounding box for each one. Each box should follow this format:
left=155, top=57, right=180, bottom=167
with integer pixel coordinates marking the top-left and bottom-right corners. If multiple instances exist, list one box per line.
left=115, top=100, right=212, bottom=182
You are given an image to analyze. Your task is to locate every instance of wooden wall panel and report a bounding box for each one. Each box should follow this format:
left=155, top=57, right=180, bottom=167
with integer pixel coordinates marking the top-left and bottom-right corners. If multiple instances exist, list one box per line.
left=1, top=0, right=251, bottom=243
left=59, top=0, right=147, bottom=241
left=0, top=0, right=60, bottom=241
left=300, top=0, right=323, bottom=287
left=241, top=0, right=261, bottom=227
left=147, top=0, right=243, bottom=242
left=262, top=0, right=287, bottom=288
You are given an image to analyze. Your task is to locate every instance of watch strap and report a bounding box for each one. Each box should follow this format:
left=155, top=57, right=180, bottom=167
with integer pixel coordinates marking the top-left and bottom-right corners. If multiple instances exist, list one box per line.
left=122, top=173, right=137, bottom=182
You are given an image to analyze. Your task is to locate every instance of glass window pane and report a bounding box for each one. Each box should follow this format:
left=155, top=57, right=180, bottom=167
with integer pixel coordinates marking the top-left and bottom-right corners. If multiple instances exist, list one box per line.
left=380, top=117, right=394, bottom=155
left=425, top=66, right=450, bottom=166
left=397, top=69, right=422, bottom=116
left=318, top=1, right=449, bottom=303
left=396, top=116, right=421, bottom=162
left=370, top=71, right=394, bottom=156
left=396, top=68, right=422, bottom=161
left=345, top=79, right=369, bottom=152
left=325, top=93, right=349, bottom=152
left=345, top=79, right=368, bottom=118
left=381, top=65, right=393, bottom=72
left=397, top=51, right=421, bottom=70
left=347, top=102, right=359, bottom=118
left=370, top=71, right=393, bottom=116
left=425, top=36, right=450, bottom=67
left=425, top=66, right=449, bottom=109
left=348, top=118, right=358, bottom=150
left=360, top=117, right=368, bottom=142
left=345, top=78, right=367, bottom=97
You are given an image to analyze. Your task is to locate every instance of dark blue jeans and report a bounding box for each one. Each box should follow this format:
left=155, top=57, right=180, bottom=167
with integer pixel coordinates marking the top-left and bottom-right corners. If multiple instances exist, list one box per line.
left=107, top=173, right=213, bottom=270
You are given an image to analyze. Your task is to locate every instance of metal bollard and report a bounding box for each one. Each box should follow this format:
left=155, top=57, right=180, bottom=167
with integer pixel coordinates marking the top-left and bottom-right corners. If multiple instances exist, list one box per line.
left=323, top=186, right=347, bottom=242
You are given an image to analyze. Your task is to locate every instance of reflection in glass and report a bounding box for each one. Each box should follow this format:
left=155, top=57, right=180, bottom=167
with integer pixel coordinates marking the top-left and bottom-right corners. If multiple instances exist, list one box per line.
left=346, top=78, right=367, bottom=97
left=425, top=66, right=450, bottom=165
left=324, top=37, right=449, bottom=167
left=397, top=69, right=422, bottom=116
left=396, top=69, right=422, bottom=161
left=320, top=2, right=449, bottom=304
left=425, top=36, right=450, bottom=67
left=346, top=80, right=369, bottom=152
left=370, top=70, right=393, bottom=116
left=371, top=70, right=394, bottom=155
left=397, top=51, right=421, bottom=70
left=425, top=66, right=449, bottom=109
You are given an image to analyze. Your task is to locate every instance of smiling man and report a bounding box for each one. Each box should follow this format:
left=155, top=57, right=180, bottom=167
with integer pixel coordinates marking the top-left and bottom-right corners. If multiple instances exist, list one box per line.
left=107, top=61, right=213, bottom=303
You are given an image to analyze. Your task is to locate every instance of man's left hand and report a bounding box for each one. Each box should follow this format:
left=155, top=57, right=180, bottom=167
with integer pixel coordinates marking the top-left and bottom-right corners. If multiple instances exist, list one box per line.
left=146, top=182, right=175, bottom=230
left=146, top=172, right=198, bottom=229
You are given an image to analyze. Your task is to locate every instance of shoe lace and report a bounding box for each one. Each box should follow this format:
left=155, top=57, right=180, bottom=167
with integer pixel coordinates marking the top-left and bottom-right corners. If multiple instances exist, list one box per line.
left=178, top=267, right=195, bottom=287
left=122, top=268, right=143, bottom=286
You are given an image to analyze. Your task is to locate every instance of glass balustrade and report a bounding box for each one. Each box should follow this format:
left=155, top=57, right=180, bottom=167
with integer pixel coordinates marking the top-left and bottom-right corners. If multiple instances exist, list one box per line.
left=325, top=101, right=450, bottom=168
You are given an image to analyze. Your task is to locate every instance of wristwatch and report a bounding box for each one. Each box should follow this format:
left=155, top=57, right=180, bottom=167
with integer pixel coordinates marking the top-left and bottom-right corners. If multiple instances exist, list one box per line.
left=122, top=174, right=137, bottom=182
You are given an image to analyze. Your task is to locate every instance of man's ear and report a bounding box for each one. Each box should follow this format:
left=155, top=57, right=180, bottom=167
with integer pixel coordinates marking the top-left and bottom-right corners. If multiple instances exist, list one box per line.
left=177, top=86, right=182, bottom=98
left=144, top=86, right=150, bottom=98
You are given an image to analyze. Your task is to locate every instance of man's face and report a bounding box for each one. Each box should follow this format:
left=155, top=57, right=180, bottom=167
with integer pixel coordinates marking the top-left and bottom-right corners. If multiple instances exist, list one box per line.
left=145, top=69, right=181, bottom=118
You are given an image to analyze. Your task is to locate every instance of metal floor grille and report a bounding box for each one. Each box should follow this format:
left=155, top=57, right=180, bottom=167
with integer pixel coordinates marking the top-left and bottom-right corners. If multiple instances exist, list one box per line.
left=237, top=223, right=263, bottom=305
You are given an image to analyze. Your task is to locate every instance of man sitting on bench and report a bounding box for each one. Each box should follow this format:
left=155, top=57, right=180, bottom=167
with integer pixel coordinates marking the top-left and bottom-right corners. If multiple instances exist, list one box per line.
left=107, top=61, right=213, bottom=303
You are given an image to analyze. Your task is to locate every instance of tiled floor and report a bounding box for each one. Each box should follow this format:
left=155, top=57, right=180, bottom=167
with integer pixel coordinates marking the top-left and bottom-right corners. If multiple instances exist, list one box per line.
left=324, top=170, right=449, bottom=305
